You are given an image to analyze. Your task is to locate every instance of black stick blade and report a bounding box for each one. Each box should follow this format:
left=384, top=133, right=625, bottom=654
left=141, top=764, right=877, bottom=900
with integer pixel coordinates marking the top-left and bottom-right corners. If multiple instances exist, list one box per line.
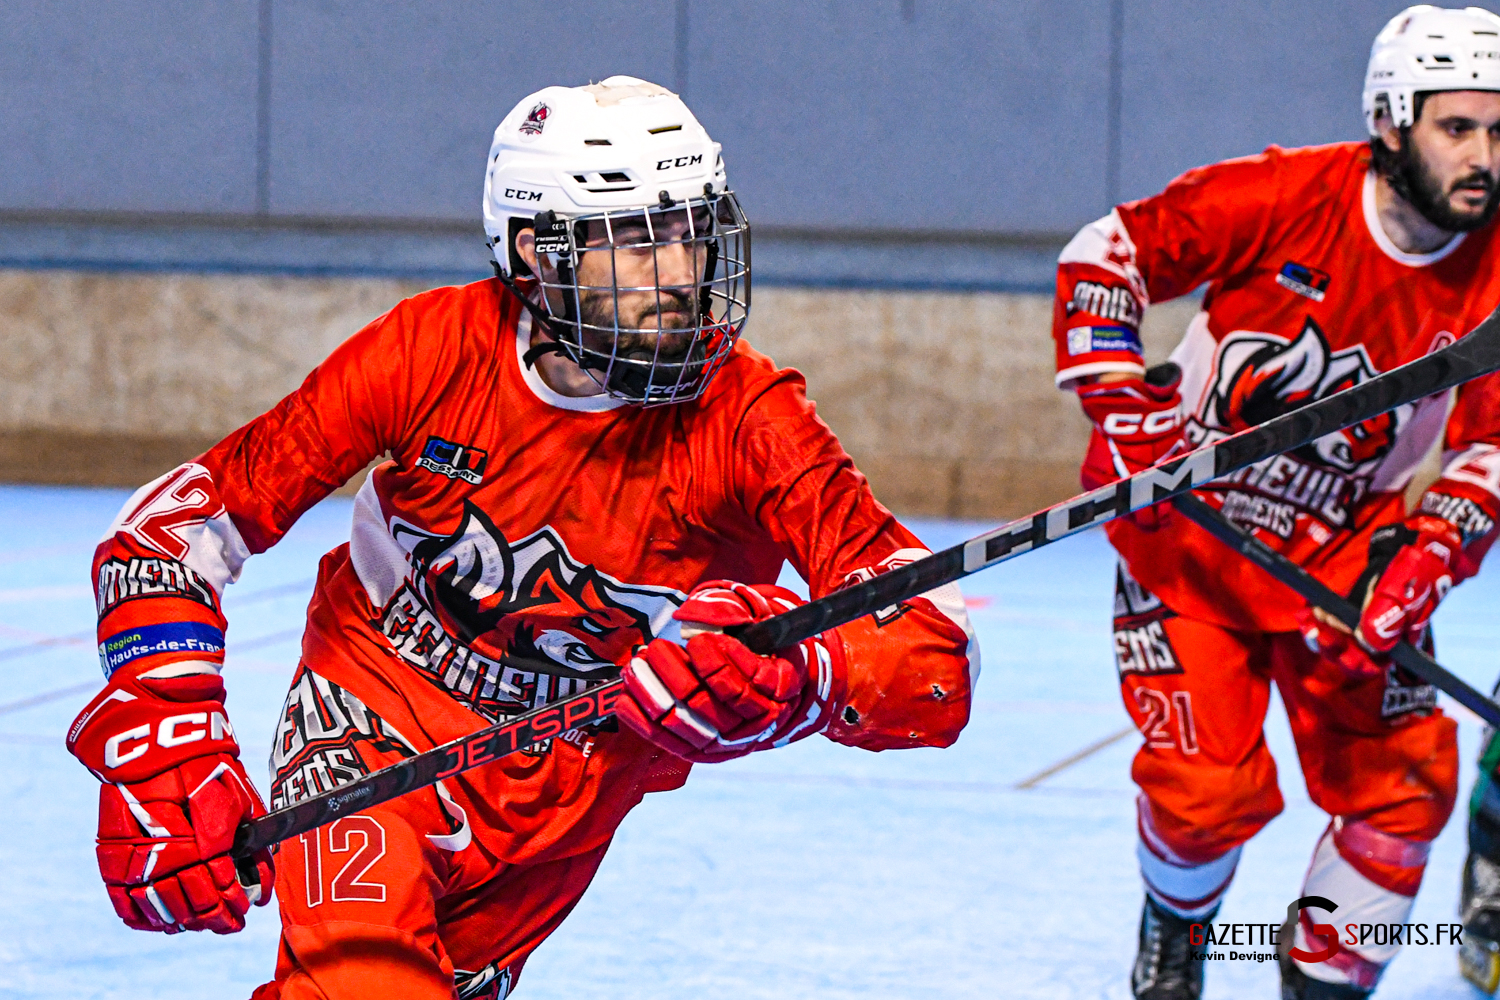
left=1172, top=492, right=1500, bottom=728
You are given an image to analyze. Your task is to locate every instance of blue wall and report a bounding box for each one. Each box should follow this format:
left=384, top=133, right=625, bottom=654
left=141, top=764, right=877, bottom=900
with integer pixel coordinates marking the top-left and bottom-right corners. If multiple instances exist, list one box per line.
left=0, top=1, right=1400, bottom=288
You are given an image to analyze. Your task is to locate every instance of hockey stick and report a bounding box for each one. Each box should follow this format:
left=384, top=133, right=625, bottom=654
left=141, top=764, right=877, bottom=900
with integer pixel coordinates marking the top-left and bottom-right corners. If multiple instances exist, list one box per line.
left=232, top=306, right=1500, bottom=858
left=1171, top=491, right=1500, bottom=727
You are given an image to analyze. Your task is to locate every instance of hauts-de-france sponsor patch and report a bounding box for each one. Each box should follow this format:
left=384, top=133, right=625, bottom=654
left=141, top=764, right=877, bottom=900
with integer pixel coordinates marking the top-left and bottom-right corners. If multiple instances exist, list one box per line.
left=1067, top=324, right=1144, bottom=356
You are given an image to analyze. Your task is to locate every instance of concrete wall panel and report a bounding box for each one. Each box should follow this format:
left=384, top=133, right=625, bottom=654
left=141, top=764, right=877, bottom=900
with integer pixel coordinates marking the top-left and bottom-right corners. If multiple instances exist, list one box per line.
left=268, top=1, right=677, bottom=219
left=0, top=1, right=259, bottom=213
left=0, top=268, right=1197, bottom=516
left=687, top=0, right=1115, bottom=233
left=1118, top=0, right=1391, bottom=201
left=0, top=270, right=426, bottom=437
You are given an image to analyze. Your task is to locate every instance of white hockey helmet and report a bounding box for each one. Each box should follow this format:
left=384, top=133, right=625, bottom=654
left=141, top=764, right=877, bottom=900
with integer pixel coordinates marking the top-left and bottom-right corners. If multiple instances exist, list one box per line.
left=482, top=76, right=750, bottom=407
left=1363, top=5, right=1500, bottom=135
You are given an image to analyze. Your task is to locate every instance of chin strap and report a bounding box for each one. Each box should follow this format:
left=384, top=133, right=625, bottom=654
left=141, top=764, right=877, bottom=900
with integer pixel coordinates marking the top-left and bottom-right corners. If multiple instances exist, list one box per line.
left=521, top=339, right=574, bottom=369
left=488, top=257, right=580, bottom=371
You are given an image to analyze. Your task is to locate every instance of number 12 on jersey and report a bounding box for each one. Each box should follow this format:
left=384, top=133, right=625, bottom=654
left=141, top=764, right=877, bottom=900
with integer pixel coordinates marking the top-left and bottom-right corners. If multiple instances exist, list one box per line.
left=297, top=816, right=389, bottom=906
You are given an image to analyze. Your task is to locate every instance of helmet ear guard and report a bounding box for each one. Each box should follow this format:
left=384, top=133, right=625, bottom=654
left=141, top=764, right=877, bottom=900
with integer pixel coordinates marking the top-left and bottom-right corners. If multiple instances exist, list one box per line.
left=531, top=211, right=573, bottom=258
left=505, top=218, right=533, bottom=278
left=531, top=210, right=582, bottom=330
left=489, top=210, right=584, bottom=368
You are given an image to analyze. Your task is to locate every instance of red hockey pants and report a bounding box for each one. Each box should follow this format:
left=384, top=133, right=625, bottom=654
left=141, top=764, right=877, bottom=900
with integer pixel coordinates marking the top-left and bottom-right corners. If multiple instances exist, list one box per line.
left=1114, top=606, right=1458, bottom=865
left=249, top=738, right=610, bottom=1000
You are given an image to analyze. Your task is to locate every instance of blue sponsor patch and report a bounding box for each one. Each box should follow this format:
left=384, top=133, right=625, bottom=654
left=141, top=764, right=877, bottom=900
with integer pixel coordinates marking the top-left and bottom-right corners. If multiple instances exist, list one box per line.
left=1067, top=324, right=1143, bottom=357
left=1275, top=261, right=1329, bottom=302
left=416, top=435, right=488, bottom=485
left=98, top=621, right=226, bottom=679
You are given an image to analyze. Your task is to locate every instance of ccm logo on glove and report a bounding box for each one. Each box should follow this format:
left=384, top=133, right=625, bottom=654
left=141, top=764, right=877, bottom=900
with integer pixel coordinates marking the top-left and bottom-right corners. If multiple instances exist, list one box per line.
left=1101, top=410, right=1182, bottom=438
left=1077, top=363, right=1186, bottom=530
left=68, top=669, right=274, bottom=935
left=104, top=711, right=235, bottom=768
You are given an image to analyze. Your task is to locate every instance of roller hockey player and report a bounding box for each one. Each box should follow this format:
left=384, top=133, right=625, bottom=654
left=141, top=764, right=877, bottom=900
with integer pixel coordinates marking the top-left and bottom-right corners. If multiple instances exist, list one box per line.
left=1462, top=723, right=1500, bottom=992
left=65, top=76, right=978, bottom=999
left=1051, top=7, right=1500, bottom=998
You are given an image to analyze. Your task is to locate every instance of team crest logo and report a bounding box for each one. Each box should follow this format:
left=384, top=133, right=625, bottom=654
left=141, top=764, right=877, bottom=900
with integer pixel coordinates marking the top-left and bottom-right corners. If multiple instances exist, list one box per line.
left=518, top=102, right=550, bottom=137
left=383, top=503, right=683, bottom=719
left=1196, top=316, right=1410, bottom=474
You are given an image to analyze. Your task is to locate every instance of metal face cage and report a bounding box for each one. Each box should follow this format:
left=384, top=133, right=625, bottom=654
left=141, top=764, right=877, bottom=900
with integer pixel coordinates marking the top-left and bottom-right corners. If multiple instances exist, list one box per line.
left=526, top=189, right=751, bottom=407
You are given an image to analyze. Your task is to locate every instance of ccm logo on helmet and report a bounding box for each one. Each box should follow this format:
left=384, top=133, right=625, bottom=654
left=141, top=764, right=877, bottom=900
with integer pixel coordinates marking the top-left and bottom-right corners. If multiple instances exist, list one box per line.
left=1103, top=411, right=1181, bottom=437
left=103, top=712, right=235, bottom=768
left=504, top=187, right=542, bottom=202
left=656, top=154, right=702, bottom=170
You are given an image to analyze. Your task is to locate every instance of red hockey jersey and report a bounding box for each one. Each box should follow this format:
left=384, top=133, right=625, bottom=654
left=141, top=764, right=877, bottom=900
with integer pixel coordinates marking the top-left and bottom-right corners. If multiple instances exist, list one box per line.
left=91, top=279, right=978, bottom=863
left=1053, top=142, right=1500, bottom=631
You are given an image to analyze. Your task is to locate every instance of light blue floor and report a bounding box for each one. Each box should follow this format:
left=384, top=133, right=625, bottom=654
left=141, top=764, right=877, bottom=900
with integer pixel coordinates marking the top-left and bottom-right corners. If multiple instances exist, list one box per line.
left=0, top=483, right=1495, bottom=999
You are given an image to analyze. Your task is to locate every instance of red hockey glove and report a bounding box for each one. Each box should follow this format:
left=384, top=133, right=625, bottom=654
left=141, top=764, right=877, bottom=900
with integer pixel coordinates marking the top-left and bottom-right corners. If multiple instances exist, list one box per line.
left=1077, top=364, right=1184, bottom=529
left=1298, top=514, right=1478, bottom=679
left=1359, top=515, right=1469, bottom=652
left=1294, top=607, right=1386, bottom=680
left=616, top=581, right=845, bottom=763
left=67, top=668, right=273, bottom=934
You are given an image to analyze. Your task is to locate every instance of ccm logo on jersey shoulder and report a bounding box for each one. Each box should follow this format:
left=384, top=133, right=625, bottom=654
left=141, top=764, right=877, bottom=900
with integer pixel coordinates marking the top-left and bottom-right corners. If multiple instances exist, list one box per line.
left=104, top=711, right=236, bottom=768
left=1276, top=261, right=1330, bottom=302
left=417, top=436, right=488, bottom=485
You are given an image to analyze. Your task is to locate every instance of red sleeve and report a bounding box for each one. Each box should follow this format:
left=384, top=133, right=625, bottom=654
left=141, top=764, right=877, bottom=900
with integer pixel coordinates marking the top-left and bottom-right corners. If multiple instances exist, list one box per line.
left=1053, top=148, right=1284, bottom=388
left=1422, top=369, right=1500, bottom=566
left=199, top=296, right=427, bottom=552
left=93, top=296, right=429, bottom=681
left=732, top=371, right=977, bottom=750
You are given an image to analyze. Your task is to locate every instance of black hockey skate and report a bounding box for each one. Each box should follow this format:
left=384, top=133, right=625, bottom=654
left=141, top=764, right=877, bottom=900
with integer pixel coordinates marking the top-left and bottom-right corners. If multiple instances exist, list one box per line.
left=1131, top=895, right=1214, bottom=1000
left=1276, top=912, right=1370, bottom=1000
left=1461, top=851, right=1500, bottom=994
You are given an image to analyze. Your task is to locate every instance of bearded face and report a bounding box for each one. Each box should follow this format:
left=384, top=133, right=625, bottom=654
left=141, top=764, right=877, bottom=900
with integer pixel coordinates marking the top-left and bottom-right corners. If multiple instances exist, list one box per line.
left=575, top=284, right=707, bottom=397
left=1386, top=130, right=1500, bottom=232
left=569, top=205, right=717, bottom=398
left=517, top=192, right=750, bottom=405
left=1374, top=90, right=1500, bottom=233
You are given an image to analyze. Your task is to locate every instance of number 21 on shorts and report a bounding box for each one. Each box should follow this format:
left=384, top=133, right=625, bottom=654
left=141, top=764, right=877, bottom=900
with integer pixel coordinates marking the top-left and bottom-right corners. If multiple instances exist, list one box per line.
left=1134, top=688, right=1199, bottom=754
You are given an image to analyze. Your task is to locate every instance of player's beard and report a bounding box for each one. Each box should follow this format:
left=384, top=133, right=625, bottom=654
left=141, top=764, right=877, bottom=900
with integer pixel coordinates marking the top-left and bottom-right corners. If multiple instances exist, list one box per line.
left=1386, top=133, right=1500, bottom=233
left=577, top=287, right=708, bottom=399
